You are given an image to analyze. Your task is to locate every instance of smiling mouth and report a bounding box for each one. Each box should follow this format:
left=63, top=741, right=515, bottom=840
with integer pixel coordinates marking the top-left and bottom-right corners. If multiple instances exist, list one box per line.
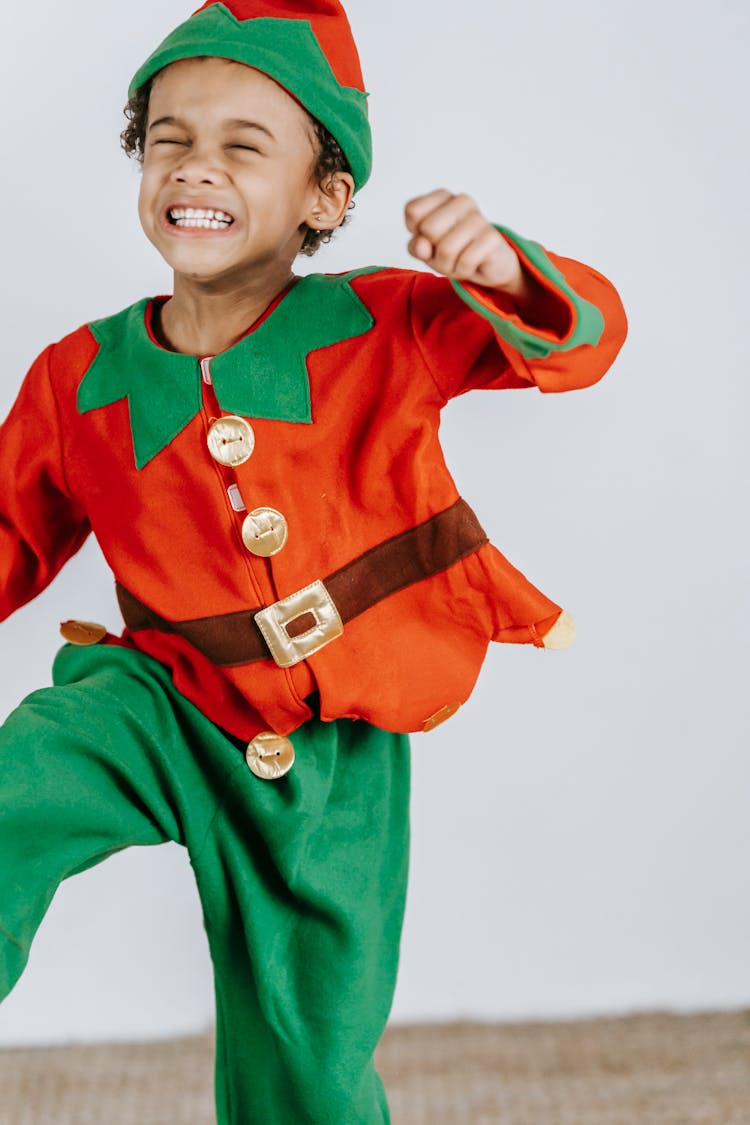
left=167, top=206, right=235, bottom=230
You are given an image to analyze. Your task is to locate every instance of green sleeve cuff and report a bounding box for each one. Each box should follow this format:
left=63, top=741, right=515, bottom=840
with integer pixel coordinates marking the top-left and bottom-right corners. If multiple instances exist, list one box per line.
left=451, top=224, right=605, bottom=360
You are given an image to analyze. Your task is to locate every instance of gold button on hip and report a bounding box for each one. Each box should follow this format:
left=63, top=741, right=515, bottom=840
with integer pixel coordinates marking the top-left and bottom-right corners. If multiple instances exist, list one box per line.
left=246, top=732, right=295, bottom=780
left=59, top=620, right=108, bottom=645
left=241, top=507, right=288, bottom=557
left=206, top=415, right=255, bottom=467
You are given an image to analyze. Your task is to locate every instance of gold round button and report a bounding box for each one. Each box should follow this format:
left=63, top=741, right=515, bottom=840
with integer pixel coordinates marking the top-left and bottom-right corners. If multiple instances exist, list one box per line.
left=246, top=732, right=295, bottom=780
left=59, top=620, right=108, bottom=646
left=241, top=507, right=288, bottom=557
left=206, top=415, right=255, bottom=467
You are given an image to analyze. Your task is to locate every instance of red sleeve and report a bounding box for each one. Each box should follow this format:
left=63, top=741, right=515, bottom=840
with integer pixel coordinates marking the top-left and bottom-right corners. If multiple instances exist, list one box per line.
left=0, top=343, right=91, bottom=623
left=407, top=226, right=628, bottom=403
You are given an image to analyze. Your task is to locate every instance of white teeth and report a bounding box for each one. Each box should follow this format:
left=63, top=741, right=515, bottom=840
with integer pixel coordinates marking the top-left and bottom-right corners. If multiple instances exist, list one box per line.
left=168, top=206, right=233, bottom=223
left=173, top=217, right=231, bottom=229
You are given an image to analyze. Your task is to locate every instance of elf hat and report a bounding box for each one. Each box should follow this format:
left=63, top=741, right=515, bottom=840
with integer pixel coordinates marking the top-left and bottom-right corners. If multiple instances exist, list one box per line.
left=128, top=0, right=372, bottom=189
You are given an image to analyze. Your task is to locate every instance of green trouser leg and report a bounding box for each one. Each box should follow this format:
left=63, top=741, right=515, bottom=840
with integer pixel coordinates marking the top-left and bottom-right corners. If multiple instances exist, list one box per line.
left=0, top=642, right=410, bottom=1124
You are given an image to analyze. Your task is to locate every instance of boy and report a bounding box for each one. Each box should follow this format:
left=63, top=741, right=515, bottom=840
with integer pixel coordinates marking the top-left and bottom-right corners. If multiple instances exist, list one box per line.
left=0, top=1, right=627, bottom=1121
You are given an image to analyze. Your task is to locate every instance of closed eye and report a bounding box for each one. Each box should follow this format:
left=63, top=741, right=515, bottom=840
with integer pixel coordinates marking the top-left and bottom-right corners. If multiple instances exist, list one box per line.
left=151, top=140, right=258, bottom=152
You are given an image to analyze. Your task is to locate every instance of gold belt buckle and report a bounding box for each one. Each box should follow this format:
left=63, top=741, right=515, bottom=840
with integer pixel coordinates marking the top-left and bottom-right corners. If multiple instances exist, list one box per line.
left=254, top=579, right=344, bottom=668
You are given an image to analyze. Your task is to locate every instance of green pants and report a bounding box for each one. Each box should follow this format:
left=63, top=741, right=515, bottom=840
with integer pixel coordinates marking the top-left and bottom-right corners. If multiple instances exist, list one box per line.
left=0, top=642, right=410, bottom=1124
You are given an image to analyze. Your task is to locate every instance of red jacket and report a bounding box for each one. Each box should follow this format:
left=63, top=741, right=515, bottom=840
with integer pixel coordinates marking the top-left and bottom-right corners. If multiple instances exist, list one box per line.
left=0, top=224, right=627, bottom=739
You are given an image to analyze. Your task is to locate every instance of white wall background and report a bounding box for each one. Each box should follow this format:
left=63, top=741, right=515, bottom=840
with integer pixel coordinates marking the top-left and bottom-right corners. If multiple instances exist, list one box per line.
left=0, top=0, right=747, bottom=1045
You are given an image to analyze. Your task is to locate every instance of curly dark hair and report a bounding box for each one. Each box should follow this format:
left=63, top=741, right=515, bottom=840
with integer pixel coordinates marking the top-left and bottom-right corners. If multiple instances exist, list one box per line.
left=120, top=70, right=354, bottom=256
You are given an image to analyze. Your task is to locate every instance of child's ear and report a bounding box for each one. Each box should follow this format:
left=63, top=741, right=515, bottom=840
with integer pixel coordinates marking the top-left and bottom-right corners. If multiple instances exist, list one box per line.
left=307, top=172, right=355, bottom=230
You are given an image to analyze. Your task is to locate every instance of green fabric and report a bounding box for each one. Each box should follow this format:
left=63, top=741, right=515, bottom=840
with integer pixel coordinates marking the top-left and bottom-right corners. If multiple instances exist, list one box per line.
left=78, top=269, right=380, bottom=470
left=128, top=4, right=372, bottom=189
left=451, top=223, right=605, bottom=360
left=79, top=302, right=202, bottom=471
left=0, top=641, right=409, bottom=1124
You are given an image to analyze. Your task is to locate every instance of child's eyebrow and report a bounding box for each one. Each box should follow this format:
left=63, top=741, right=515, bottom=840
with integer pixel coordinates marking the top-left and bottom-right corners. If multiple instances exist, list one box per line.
left=148, top=115, right=275, bottom=140
left=226, top=118, right=275, bottom=139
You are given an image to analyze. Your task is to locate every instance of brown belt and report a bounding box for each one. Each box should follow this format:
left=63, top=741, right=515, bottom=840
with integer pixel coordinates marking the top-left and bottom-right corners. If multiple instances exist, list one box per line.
left=115, top=497, right=488, bottom=668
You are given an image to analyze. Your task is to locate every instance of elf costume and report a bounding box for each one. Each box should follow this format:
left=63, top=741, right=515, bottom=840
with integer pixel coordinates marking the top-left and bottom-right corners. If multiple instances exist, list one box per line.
left=0, top=1, right=628, bottom=1121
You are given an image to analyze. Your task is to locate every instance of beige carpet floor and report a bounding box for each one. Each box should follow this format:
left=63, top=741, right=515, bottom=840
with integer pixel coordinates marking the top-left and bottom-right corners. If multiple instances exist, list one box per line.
left=0, top=1010, right=748, bottom=1124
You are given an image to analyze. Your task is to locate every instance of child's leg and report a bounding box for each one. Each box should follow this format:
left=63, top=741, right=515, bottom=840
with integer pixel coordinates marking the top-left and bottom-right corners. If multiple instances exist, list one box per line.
left=191, top=715, right=410, bottom=1125
left=0, top=640, right=243, bottom=1001
left=0, top=640, right=410, bottom=1123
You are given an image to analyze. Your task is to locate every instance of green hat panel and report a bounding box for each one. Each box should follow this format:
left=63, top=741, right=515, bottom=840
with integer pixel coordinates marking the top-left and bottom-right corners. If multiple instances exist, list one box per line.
left=128, top=2, right=372, bottom=189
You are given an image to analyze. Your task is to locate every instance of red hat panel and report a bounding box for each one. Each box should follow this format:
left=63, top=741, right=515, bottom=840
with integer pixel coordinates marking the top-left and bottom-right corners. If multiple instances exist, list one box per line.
left=191, top=0, right=365, bottom=91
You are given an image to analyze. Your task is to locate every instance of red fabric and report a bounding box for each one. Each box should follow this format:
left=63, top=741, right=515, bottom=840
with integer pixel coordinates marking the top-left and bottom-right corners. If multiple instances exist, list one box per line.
left=191, top=0, right=366, bottom=91
left=0, top=257, right=627, bottom=739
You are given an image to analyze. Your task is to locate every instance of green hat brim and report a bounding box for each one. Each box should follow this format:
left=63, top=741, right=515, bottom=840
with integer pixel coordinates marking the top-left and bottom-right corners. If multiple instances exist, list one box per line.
left=128, top=4, right=372, bottom=190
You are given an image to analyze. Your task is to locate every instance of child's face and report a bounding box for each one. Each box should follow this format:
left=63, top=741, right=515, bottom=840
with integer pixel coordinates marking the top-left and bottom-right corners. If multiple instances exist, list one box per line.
left=138, top=57, right=326, bottom=285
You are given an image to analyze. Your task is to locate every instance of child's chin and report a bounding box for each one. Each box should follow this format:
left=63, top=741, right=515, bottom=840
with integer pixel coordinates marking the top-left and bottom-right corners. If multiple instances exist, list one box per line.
left=167, top=246, right=236, bottom=275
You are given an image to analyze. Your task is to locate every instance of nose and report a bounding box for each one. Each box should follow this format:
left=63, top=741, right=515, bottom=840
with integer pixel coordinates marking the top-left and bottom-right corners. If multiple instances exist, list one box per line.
left=172, top=144, right=225, bottom=185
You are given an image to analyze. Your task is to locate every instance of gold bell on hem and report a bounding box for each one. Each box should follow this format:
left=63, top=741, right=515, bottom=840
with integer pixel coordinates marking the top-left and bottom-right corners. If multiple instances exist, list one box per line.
left=59, top=620, right=108, bottom=645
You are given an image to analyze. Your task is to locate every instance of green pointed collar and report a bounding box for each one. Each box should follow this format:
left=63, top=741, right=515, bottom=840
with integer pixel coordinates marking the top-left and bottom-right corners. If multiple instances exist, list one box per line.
left=78, top=270, right=379, bottom=470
